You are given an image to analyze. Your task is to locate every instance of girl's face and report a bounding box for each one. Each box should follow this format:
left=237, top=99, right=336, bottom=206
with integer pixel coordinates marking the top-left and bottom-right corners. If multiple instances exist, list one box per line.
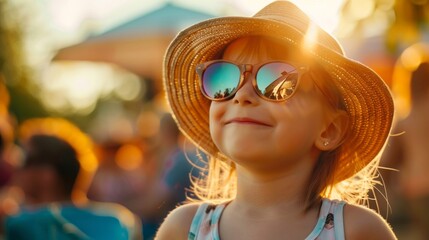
left=209, top=37, right=331, bottom=172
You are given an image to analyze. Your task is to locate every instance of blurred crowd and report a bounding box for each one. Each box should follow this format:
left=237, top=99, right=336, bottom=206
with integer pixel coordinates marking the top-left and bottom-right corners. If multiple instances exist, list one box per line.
left=0, top=79, right=206, bottom=239
left=374, top=51, right=429, bottom=240
left=0, top=1, right=208, bottom=238
left=0, top=107, right=204, bottom=239
left=0, top=0, right=429, bottom=240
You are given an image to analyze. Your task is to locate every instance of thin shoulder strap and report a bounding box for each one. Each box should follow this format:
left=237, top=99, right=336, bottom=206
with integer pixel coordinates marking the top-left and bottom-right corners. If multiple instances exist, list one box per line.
left=305, top=199, right=346, bottom=240
left=188, top=203, right=210, bottom=240
left=332, top=200, right=346, bottom=240
left=305, top=199, right=331, bottom=239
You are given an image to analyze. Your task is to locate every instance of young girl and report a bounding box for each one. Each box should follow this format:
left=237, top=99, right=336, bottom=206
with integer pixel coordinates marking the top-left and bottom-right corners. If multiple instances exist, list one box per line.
left=156, top=1, right=397, bottom=239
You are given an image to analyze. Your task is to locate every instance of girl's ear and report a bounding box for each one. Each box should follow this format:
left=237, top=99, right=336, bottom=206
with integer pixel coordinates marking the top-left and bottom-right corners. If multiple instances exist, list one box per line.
left=315, top=110, right=349, bottom=151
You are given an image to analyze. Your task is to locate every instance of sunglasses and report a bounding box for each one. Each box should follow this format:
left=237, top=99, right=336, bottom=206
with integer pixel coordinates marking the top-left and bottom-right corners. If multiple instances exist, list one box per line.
left=196, top=60, right=309, bottom=101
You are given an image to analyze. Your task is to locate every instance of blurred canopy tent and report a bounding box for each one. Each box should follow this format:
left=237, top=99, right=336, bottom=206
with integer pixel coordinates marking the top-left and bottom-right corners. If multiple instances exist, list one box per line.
left=53, top=3, right=215, bottom=89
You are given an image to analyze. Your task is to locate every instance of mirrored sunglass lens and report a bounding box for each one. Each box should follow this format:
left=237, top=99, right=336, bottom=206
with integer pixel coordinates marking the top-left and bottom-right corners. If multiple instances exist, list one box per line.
left=256, top=62, right=299, bottom=100
left=202, top=62, right=240, bottom=99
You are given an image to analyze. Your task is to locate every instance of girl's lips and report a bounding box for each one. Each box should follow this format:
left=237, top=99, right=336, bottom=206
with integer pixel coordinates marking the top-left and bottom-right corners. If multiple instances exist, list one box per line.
left=226, top=117, right=271, bottom=126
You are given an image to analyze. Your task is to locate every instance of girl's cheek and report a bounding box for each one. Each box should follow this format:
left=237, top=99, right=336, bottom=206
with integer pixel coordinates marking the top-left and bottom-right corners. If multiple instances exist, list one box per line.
left=209, top=104, right=219, bottom=137
left=209, top=103, right=226, bottom=147
left=209, top=102, right=225, bottom=123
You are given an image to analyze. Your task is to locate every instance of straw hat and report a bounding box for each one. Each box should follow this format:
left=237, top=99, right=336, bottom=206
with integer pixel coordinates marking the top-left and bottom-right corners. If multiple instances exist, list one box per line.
left=163, top=0, right=394, bottom=182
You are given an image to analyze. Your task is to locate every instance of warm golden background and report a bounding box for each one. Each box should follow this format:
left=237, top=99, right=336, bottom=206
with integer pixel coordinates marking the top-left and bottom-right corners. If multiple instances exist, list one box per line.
left=1, top=0, right=428, bottom=239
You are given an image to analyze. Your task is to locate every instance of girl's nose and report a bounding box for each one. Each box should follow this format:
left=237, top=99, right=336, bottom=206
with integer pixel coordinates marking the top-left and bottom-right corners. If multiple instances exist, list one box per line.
left=232, top=72, right=259, bottom=105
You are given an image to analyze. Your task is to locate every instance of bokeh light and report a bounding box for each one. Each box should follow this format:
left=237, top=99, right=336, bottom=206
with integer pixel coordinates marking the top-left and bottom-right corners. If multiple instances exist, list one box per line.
left=115, top=144, right=143, bottom=171
left=392, top=42, right=429, bottom=119
left=41, top=61, right=144, bottom=115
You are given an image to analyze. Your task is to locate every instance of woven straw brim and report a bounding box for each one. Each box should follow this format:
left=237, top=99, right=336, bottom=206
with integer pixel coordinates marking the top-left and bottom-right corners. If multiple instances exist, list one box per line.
left=163, top=17, right=394, bottom=182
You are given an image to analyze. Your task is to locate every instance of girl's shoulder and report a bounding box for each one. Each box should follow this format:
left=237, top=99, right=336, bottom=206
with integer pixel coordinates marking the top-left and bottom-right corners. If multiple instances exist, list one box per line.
left=155, top=202, right=202, bottom=240
left=343, top=203, right=397, bottom=240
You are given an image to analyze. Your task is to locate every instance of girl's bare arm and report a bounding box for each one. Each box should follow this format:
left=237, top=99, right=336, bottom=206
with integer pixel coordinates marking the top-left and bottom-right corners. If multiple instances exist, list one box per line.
left=155, top=203, right=200, bottom=240
left=344, top=204, right=397, bottom=240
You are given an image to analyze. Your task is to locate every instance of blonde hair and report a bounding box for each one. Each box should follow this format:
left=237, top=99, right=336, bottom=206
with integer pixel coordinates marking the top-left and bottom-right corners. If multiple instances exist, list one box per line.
left=188, top=36, right=381, bottom=209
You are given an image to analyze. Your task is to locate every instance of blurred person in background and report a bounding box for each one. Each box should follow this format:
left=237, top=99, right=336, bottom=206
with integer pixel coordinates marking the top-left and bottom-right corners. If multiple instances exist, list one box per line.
left=0, top=0, right=27, bottom=192
left=87, top=140, right=150, bottom=212
left=0, top=1, right=25, bottom=236
left=0, top=81, right=24, bottom=238
left=0, top=82, right=16, bottom=190
left=381, top=61, right=429, bottom=240
left=133, top=113, right=204, bottom=240
left=3, top=118, right=142, bottom=240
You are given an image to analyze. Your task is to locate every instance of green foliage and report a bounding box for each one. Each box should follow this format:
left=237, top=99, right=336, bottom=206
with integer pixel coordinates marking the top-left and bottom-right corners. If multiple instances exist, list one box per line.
left=0, top=0, right=47, bottom=122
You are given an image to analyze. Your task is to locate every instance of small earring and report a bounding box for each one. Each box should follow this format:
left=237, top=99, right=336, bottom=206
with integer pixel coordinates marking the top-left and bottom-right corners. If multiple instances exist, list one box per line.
left=323, top=141, right=329, bottom=146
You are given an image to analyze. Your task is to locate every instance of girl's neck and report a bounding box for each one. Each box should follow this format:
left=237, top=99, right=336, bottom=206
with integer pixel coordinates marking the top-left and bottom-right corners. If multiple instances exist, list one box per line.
left=232, top=160, right=313, bottom=217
